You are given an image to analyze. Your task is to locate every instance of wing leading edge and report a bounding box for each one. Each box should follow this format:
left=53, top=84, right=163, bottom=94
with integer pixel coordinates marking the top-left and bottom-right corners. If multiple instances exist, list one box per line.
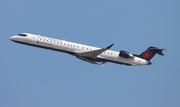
left=75, top=44, right=114, bottom=64
left=76, top=44, right=114, bottom=58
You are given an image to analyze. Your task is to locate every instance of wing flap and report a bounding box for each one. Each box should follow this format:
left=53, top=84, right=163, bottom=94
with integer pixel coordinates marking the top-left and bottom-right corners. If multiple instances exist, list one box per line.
left=76, top=56, right=98, bottom=64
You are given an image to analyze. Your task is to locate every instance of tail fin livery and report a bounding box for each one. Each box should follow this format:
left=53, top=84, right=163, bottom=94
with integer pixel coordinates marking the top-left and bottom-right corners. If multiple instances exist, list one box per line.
left=138, top=46, right=165, bottom=61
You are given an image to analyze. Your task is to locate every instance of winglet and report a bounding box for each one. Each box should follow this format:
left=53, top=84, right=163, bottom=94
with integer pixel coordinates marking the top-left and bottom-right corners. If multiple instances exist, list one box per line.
left=106, top=44, right=114, bottom=49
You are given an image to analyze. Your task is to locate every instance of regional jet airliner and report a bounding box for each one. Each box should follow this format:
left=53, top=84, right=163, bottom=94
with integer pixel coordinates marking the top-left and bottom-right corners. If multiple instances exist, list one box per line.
left=10, top=33, right=165, bottom=66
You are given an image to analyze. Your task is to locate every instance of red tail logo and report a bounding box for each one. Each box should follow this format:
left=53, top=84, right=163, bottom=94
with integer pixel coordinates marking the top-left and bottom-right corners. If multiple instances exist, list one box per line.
left=143, top=50, right=152, bottom=60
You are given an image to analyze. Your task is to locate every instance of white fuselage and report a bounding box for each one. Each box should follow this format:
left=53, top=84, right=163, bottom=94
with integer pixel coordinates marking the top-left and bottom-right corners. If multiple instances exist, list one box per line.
left=10, top=33, right=149, bottom=66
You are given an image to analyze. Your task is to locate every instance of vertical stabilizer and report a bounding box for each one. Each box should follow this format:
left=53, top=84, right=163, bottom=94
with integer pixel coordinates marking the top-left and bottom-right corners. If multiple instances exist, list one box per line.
left=138, top=46, right=165, bottom=61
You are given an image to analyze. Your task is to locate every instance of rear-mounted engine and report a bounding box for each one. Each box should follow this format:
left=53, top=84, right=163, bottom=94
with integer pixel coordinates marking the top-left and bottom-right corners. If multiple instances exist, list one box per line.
left=119, top=50, right=134, bottom=58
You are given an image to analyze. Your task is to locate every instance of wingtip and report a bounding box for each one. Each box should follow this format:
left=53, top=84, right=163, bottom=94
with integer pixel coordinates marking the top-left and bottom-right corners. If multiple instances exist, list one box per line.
left=106, top=43, right=114, bottom=49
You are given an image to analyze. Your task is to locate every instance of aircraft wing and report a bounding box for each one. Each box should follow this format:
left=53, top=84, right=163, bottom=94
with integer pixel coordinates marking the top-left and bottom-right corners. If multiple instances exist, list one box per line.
left=76, top=44, right=114, bottom=59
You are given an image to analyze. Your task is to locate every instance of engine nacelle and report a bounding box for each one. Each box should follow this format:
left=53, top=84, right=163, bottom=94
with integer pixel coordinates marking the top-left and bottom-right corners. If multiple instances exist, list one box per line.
left=119, top=50, right=134, bottom=58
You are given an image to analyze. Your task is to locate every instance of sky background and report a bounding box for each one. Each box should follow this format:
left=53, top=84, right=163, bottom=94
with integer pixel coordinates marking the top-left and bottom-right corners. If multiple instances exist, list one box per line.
left=1, top=0, right=180, bottom=107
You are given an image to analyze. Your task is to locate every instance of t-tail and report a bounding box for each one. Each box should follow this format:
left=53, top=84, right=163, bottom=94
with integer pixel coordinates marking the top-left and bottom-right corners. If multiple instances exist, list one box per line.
left=138, top=46, right=165, bottom=61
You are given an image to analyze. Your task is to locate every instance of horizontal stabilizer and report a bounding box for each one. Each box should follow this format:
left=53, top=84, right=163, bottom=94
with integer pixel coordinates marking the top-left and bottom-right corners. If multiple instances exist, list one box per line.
left=157, top=49, right=166, bottom=56
left=148, top=47, right=166, bottom=56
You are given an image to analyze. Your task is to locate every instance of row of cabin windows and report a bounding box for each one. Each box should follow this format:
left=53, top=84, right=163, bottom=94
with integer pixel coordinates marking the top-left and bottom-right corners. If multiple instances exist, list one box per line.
left=37, top=37, right=115, bottom=55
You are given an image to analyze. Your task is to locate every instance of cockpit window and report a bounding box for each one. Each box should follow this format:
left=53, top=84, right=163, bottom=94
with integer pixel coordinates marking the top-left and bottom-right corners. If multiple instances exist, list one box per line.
left=17, top=34, right=27, bottom=36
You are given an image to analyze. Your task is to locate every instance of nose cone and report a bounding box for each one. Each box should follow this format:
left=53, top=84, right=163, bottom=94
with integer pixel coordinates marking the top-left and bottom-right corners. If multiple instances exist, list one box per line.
left=9, top=36, right=16, bottom=41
